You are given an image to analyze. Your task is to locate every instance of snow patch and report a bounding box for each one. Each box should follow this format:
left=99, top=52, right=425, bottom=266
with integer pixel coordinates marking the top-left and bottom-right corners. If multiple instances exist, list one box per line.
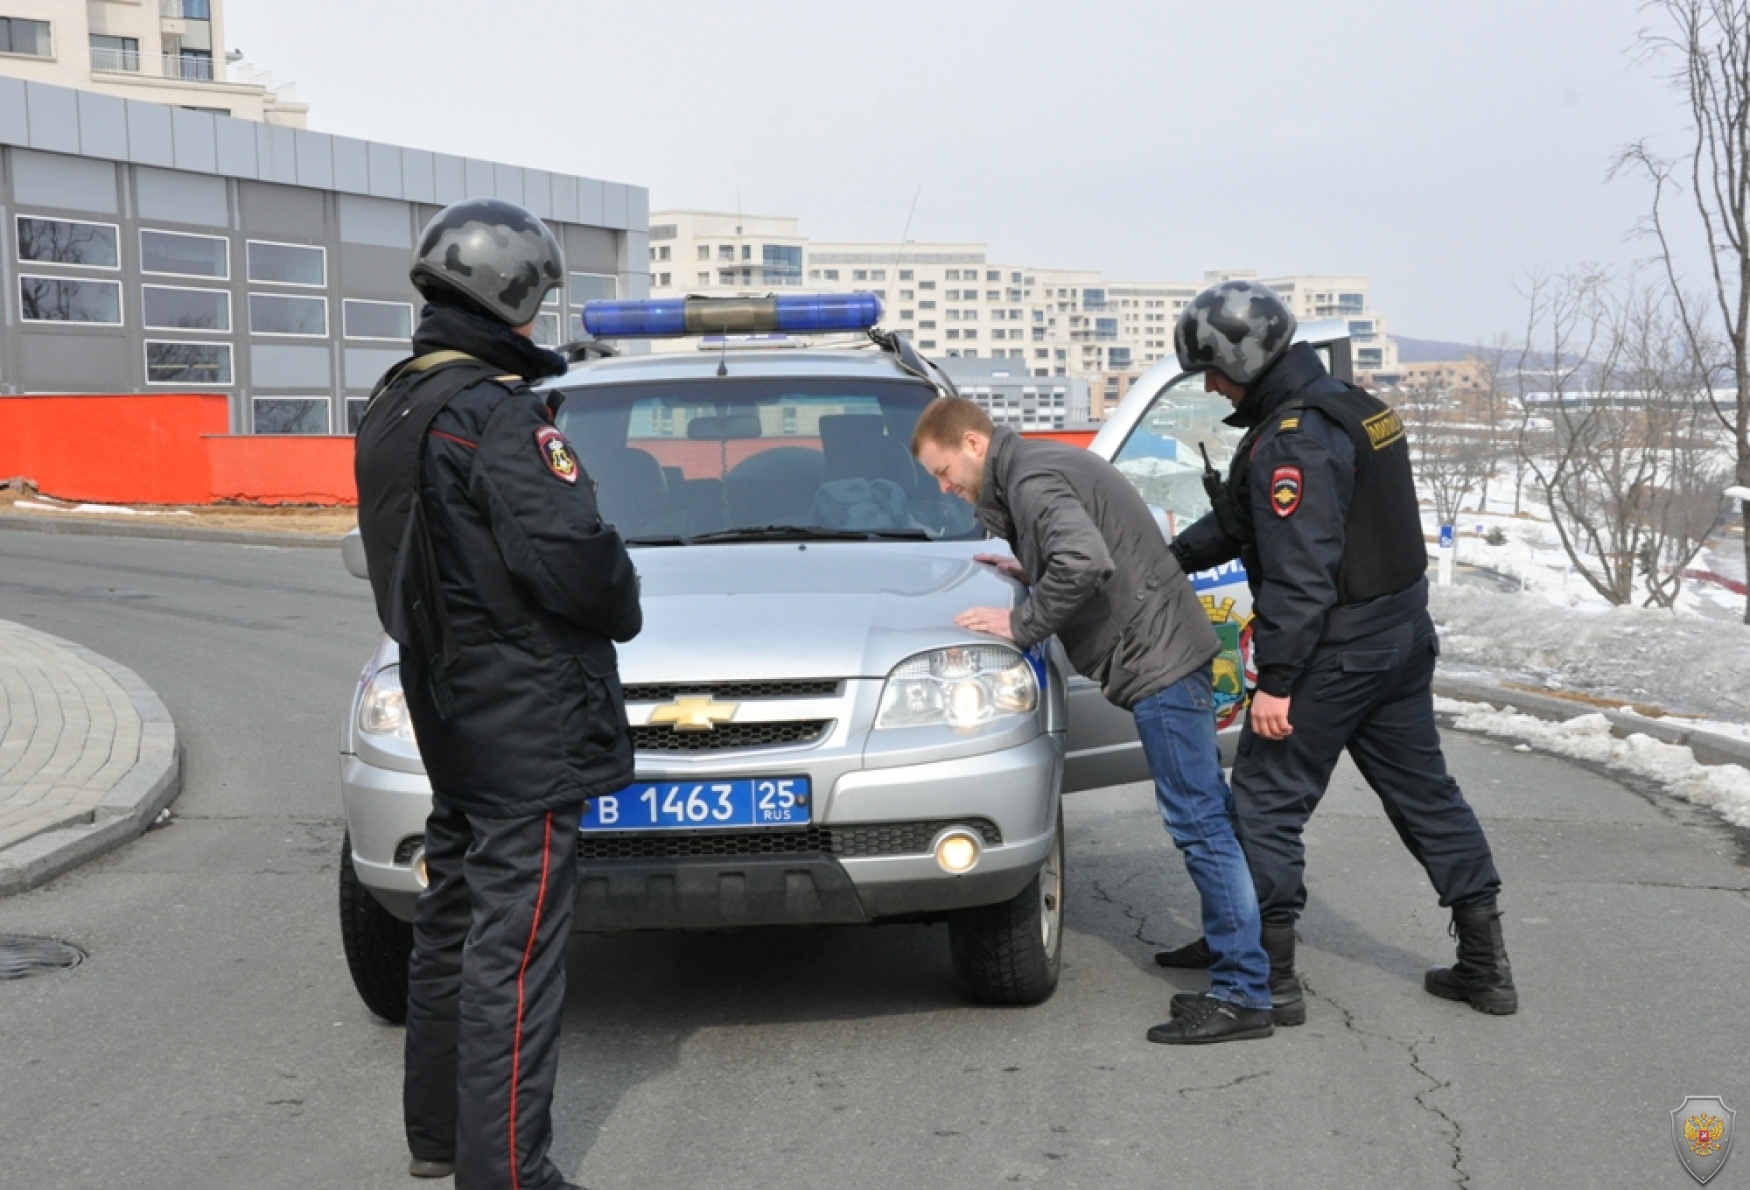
left=1434, top=697, right=1750, bottom=829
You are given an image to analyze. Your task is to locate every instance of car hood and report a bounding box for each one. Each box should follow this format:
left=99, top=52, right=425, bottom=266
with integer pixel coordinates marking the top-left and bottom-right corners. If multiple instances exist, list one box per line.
left=619, top=541, right=1021, bottom=683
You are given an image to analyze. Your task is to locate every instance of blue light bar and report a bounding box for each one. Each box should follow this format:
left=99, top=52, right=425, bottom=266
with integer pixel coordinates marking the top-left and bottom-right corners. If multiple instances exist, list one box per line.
left=581, top=293, right=883, bottom=338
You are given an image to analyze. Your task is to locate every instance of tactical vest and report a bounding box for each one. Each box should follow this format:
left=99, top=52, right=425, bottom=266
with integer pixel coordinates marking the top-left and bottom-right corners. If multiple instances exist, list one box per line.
left=353, top=350, right=508, bottom=717
left=1226, top=379, right=1427, bottom=605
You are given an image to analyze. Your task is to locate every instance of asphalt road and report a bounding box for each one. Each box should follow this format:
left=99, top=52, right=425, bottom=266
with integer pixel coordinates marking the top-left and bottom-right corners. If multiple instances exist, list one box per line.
left=1, top=531, right=1747, bottom=1189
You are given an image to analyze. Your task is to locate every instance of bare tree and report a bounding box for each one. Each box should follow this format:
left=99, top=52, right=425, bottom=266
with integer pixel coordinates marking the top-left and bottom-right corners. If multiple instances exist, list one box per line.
left=1395, top=378, right=1493, bottom=528
left=1618, top=0, right=1750, bottom=621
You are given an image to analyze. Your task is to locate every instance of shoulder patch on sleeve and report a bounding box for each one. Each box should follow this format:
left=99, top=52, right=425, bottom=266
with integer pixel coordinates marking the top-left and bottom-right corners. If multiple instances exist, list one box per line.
left=1277, top=415, right=1300, bottom=432
left=1271, top=466, right=1302, bottom=517
left=1362, top=407, right=1405, bottom=450
left=535, top=425, right=579, bottom=484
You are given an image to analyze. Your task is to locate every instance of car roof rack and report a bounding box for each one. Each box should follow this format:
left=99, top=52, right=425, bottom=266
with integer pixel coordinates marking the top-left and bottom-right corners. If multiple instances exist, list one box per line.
left=562, top=338, right=617, bottom=362
left=868, top=327, right=960, bottom=398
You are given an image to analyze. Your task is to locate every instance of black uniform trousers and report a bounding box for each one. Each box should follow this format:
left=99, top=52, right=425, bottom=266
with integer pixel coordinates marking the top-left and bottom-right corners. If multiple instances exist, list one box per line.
left=1231, top=609, right=1501, bottom=924
left=404, top=797, right=582, bottom=1190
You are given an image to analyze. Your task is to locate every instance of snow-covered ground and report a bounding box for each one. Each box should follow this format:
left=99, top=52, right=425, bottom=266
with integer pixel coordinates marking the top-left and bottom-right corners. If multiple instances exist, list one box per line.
left=1418, top=475, right=1750, bottom=831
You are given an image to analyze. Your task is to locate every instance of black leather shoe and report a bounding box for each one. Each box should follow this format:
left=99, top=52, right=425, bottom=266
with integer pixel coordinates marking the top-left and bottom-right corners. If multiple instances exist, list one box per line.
left=1147, top=995, right=1274, bottom=1044
left=1152, top=936, right=1212, bottom=968
left=409, top=1158, right=454, bottom=1179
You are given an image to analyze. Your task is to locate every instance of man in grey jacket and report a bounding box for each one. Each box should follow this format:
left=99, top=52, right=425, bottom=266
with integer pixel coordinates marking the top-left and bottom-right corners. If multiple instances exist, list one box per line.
left=912, top=397, right=1274, bottom=1044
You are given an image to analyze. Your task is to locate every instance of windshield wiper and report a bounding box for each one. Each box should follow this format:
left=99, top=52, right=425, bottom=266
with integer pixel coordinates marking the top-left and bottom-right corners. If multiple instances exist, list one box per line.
left=622, top=535, right=689, bottom=546
left=686, top=524, right=903, bottom=544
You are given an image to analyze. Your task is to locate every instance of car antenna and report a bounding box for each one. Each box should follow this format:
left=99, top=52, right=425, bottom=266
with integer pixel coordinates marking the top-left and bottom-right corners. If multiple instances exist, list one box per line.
left=888, top=182, right=922, bottom=324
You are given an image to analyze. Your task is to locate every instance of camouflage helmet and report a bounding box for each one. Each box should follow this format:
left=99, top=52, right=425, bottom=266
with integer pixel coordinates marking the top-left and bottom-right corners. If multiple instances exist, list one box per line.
left=1174, top=280, right=1297, bottom=387
left=410, top=198, right=565, bottom=327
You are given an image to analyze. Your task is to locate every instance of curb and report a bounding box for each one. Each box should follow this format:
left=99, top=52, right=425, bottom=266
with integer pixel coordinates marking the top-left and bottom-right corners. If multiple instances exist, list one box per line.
left=0, top=513, right=344, bottom=549
left=1431, top=674, right=1750, bottom=770
left=0, top=624, right=183, bottom=897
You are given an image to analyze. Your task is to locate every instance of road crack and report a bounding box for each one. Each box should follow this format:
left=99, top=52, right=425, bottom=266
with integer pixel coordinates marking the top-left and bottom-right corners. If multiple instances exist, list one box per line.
left=1304, top=979, right=1469, bottom=1187
left=1175, top=1070, right=1271, bottom=1099
left=1087, top=875, right=1171, bottom=949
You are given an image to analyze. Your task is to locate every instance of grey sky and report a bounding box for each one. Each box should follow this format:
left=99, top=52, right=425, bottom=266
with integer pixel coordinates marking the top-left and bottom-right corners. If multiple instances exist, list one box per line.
left=227, top=0, right=1706, bottom=344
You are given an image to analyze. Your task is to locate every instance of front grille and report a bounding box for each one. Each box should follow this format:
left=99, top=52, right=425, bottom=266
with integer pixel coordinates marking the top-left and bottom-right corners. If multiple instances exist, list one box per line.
left=625, top=679, right=842, bottom=702
left=577, top=817, right=1003, bottom=861
left=632, top=720, right=830, bottom=753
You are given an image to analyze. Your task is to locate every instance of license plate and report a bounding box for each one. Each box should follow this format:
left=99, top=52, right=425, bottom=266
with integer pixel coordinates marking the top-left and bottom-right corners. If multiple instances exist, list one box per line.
left=581, top=776, right=812, bottom=832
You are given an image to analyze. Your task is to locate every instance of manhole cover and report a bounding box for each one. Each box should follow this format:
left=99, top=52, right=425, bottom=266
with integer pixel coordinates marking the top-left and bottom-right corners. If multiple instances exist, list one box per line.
left=0, top=936, right=85, bottom=980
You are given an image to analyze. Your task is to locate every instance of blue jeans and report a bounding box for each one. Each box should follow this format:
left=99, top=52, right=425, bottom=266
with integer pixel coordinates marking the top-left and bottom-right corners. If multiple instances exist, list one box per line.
left=1133, top=669, right=1271, bottom=1010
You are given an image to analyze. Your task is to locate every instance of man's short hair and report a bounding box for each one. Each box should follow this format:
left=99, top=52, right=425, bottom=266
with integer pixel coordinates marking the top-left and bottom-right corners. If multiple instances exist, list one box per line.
left=911, top=396, right=994, bottom=456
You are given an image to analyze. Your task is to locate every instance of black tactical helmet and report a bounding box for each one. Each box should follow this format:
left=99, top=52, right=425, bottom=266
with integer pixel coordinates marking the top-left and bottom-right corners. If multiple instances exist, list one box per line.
left=1174, top=280, right=1298, bottom=387
left=410, top=198, right=565, bottom=327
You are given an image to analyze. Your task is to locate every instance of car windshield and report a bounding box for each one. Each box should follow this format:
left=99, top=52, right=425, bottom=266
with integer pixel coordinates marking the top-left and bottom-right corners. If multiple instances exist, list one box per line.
left=552, top=374, right=984, bottom=544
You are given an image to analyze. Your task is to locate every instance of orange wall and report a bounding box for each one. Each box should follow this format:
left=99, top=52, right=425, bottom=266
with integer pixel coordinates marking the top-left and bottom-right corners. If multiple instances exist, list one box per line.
left=0, top=394, right=358, bottom=505
left=1021, top=429, right=1097, bottom=448
left=204, top=435, right=356, bottom=505
left=0, top=393, right=229, bottom=504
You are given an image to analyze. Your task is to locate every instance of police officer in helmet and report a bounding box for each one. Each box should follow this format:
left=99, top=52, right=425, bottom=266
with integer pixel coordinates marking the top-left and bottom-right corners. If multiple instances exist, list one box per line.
left=1154, top=280, right=1516, bottom=1025
left=354, top=198, right=642, bottom=1188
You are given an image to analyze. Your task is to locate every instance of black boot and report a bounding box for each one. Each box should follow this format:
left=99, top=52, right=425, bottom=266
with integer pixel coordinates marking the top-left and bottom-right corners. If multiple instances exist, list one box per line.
left=1424, top=901, right=1518, bottom=1015
left=1147, top=994, right=1274, bottom=1045
left=1152, top=936, right=1211, bottom=968
left=1261, top=922, right=1305, bottom=1027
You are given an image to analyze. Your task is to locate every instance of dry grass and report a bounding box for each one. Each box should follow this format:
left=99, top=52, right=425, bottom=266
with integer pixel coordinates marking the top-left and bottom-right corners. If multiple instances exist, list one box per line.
left=0, top=483, right=355, bottom=537
left=1497, top=680, right=1685, bottom=720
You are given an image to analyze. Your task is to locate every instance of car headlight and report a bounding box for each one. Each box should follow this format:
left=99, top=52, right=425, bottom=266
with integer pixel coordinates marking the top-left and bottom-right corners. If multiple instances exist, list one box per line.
left=358, top=664, right=417, bottom=744
left=875, top=645, right=1039, bottom=731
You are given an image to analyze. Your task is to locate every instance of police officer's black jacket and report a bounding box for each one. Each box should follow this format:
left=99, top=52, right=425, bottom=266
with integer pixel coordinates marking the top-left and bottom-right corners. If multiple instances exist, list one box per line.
left=1173, top=342, right=1427, bottom=699
left=355, top=303, right=642, bottom=817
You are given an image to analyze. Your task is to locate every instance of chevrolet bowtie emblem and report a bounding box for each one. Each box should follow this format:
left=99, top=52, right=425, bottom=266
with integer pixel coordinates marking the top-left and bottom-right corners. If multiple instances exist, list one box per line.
left=647, top=696, right=739, bottom=732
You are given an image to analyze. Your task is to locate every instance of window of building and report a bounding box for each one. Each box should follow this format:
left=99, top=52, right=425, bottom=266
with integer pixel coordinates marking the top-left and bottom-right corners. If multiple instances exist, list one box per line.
left=0, top=16, right=51, bottom=57
left=963, top=329, right=978, bottom=340
left=89, top=34, right=138, bottom=72
left=1095, top=317, right=1119, bottom=341
left=17, top=217, right=119, bottom=269
left=568, top=272, right=617, bottom=305
left=920, top=280, right=935, bottom=290
left=919, top=320, right=935, bottom=330
left=252, top=397, right=330, bottom=435
left=249, top=293, right=327, bottom=336
left=718, top=245, right=735, bottom=261
left=140, top=229, right=228, bottom=279
left=985, top=270, right=999, bottom=282
left=853, top=269, right=868, bottom=281
left=946, top=269, right=960, bottom=281
left=650, top=224, right=677, bottom=241
left=343, top=299, right=413, bottom=341
left=946, top=329, right=960, bottom=340
left=741, top=244, right=752, bottom=261
left=659, top=246, right=671, bottom=261
left=871, top=269, right=886, bottom=281
left=945, top=309, right=959, bottom=322
left=246, top=240, right=325, bottom=287
left=718, top=269, right=736, bottom=285
left=18, top=276, right=122, bottom=324
left=899, top=289, right=913, bottom=300
left=346, top=398, right=369, bottom=434
left=899, top=270, right=914, bottom=281
left=822, top=269, right=839, bottom=281
left=919, top=300, right=935, bottom=310
left=145, top=340, right=232, bottom=385
left=762, top=244, right=802, bottom=286
left=142, top=285, right=229, bottom=332
left=1034, top=348, right=1049, bottom=359
left=658, top=272, right=672, bottom=287
left=919, top=340, right=936, bottom=349
left=698, top=272, right=710, bottom=285
left=698, top=245, right=711, bottom=261
left=899, top=309, right=914, bottom=321
left=532, top=311, right=561, bottom=347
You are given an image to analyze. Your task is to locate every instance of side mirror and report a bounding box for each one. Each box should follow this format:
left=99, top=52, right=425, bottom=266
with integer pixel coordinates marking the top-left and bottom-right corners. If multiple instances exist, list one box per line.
left=341, top=528, right=370, bottom=580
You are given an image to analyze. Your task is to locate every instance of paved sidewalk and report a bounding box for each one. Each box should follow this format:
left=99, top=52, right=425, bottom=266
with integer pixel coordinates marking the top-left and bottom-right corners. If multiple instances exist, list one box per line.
left=0, top=619, right=180, bottom=896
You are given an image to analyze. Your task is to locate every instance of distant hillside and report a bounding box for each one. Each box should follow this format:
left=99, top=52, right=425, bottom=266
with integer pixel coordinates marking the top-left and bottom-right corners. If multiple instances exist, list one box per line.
left=1391, top=335, right=1488, bottom=363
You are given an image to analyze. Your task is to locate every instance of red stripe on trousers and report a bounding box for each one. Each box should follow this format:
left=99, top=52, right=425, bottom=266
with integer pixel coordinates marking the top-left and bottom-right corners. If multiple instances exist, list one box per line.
left=508, top=812, right=554, bottom=1190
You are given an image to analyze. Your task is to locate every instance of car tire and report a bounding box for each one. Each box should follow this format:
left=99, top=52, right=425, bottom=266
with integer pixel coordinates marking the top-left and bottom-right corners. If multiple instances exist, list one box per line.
left=947, top=807, right=1064, bottom=1006
left=338, top=832, right=413, bottom=1024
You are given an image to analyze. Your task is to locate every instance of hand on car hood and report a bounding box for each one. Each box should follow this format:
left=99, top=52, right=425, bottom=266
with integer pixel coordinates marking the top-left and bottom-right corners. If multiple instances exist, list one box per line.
left=620, top=543, right=1023, bottom=683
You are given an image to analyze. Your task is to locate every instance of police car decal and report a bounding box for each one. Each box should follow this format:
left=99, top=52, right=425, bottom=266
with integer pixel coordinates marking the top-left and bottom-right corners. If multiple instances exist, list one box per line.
left=1271, top=466, right=1302, bottom=517
left=535, top=425, right=578, bottom=484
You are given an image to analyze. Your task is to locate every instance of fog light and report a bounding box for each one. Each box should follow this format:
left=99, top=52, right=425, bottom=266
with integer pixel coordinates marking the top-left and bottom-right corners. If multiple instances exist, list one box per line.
left=414, top=851, right=429, bottom=889
left=934, top=830, right=982, bottom=874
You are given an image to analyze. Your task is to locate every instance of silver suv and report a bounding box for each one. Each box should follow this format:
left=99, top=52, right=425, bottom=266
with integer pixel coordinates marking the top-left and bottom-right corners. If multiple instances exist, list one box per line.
left=340, top=309, right=1083, bottom=1017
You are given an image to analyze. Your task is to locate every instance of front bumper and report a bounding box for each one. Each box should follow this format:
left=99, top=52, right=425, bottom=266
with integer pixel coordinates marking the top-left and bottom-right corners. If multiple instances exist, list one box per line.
left=342, top=732, right=1062, bottom=929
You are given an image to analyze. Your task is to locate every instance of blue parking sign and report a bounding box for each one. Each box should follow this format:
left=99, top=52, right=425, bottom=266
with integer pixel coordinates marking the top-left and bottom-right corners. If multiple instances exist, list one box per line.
left=1439, top=524, right=1454, bottom=548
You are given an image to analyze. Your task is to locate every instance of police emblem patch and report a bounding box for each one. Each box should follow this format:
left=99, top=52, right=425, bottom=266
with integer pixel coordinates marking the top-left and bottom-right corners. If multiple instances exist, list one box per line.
left=1672, top=1095, right=1736, bottom=1184
left=535, top=425, right=578, bottom=484
left=1271, top=466, right=1302, bottom=517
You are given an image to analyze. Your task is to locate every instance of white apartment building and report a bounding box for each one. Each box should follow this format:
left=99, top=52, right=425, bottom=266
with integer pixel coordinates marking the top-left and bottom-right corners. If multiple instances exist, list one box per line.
left=647, top=211, right=1397, bottom=417
left=0, top=0, right=306, bottom=125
